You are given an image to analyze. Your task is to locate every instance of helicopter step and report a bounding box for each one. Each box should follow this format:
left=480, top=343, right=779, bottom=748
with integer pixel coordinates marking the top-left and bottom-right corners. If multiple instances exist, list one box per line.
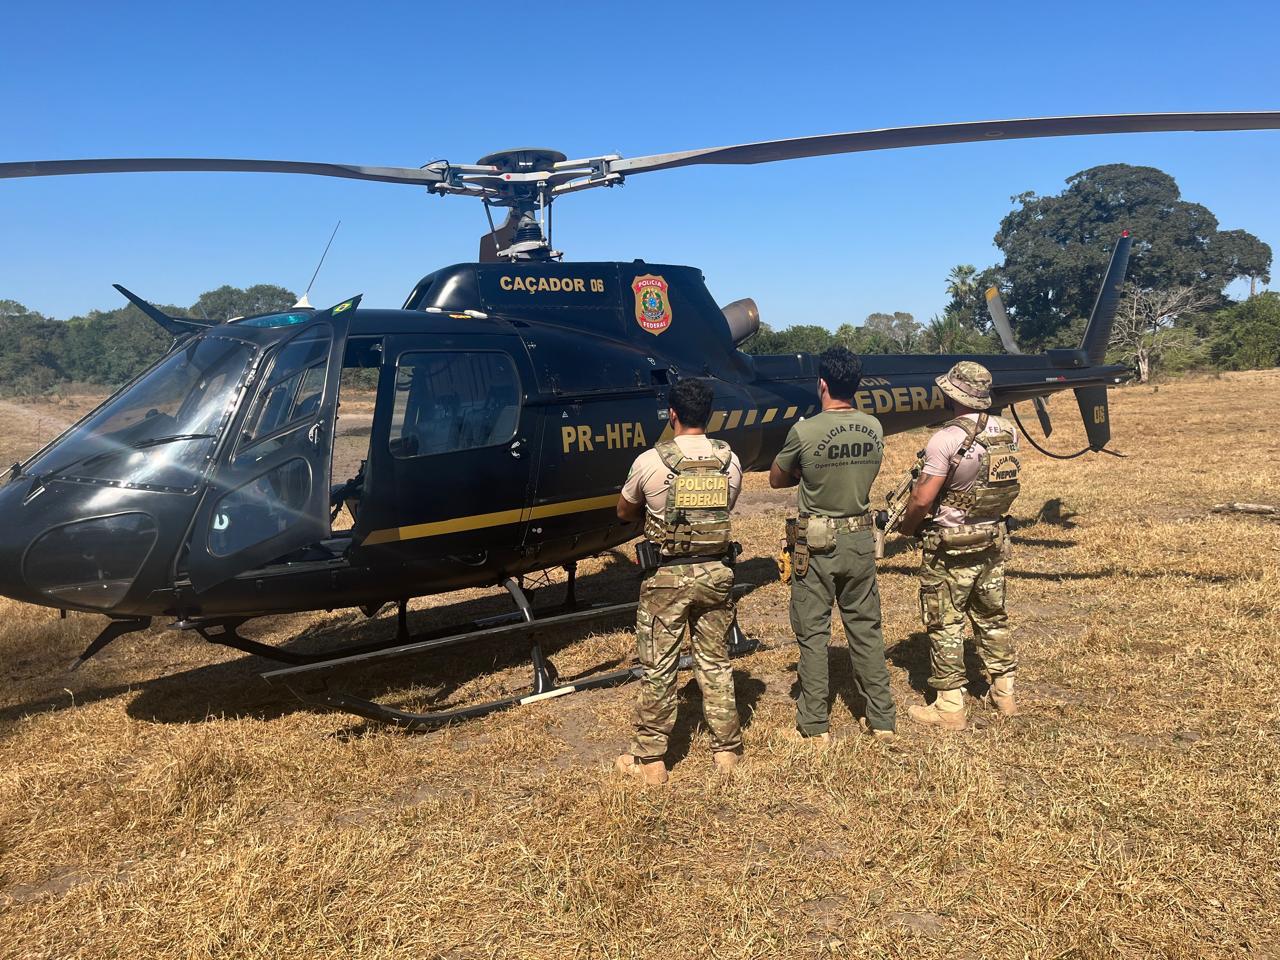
left=260, top=576, right=757, bottom=731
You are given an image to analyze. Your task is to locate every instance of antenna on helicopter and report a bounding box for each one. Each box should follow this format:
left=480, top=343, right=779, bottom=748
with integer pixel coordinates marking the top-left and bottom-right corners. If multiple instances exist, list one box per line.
left=294, top=220, right=341, bottom=309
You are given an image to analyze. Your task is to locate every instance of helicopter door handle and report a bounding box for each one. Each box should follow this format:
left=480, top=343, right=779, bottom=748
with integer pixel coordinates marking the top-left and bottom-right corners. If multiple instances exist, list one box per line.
left=308, top=422, right=323, bottom=446
left=509, top=438, right=525, bottom=459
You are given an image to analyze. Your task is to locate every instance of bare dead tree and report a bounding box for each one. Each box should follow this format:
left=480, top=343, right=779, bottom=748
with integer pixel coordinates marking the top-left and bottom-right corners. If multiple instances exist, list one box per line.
left=1110, top=284, right=1218, bottom=382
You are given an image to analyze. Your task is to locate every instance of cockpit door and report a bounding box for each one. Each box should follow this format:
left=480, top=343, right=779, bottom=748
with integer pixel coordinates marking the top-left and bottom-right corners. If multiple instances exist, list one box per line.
left=185, top=299, right=355, bottom=592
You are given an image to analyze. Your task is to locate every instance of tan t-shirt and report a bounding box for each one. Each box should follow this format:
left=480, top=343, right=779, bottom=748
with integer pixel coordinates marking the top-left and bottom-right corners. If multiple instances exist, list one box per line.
left=921, top=413, right=1019, bottom=527
left=621, top=434, right=743, bottom=520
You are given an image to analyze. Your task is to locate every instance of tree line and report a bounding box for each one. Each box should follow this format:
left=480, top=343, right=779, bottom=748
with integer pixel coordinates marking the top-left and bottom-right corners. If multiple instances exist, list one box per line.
left=743, top=163, right=1278, bottom=380
left=0, top=285, right=298, bottom=397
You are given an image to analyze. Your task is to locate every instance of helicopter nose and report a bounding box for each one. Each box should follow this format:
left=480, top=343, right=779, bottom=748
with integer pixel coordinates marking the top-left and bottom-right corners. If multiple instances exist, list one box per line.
left=0, top=479, right=43, bottom=606
left=0, top=479, right=162, bottom=613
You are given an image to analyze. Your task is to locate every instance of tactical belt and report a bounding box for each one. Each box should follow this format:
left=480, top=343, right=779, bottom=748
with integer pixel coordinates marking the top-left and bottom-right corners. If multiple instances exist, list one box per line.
left=789, top=513, right=874, bottom=579
left=826, top=513, right=875, bottom=531
left=657, top=550, right=733, bottom=568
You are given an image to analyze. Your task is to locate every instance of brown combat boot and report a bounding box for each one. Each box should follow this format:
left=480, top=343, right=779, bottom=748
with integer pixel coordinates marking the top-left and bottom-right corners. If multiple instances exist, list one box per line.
left=712, top=751, right=740, bottom=775
left=986, top=674, right=1018, bottom=717
left=907, top=688, right=967, bottom=731
left=858, top=717, right=899, bottom=742
left=792, top=730, right=832, bottom=748
left=614, top=754, right=669, bottom=786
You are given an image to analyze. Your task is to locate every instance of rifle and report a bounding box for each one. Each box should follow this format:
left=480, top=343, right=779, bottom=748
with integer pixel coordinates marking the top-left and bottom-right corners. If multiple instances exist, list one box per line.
left=874, top=449, right=926, bottom=558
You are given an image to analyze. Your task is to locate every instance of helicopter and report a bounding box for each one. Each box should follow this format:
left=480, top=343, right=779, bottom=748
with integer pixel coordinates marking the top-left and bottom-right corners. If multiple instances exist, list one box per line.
left=2, top=111, right=1278, bottom=728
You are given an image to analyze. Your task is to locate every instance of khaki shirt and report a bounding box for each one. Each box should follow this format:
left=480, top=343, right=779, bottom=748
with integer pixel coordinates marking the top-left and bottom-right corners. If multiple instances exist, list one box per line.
left=773, top=409, right=884, bottom=517
left=621, top=434, right=743, bottom=520
left=921, top=413, right=1019, bottom=528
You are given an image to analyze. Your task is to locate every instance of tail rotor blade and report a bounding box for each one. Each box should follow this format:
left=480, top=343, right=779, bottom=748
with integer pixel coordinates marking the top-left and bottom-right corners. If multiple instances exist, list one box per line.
left=985, top=287, right=1022, bottom=354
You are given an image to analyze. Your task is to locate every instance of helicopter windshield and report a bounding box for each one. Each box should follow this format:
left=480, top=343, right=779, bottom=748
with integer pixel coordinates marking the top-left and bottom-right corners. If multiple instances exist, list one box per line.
left=24, top=335, right=256, bottom=492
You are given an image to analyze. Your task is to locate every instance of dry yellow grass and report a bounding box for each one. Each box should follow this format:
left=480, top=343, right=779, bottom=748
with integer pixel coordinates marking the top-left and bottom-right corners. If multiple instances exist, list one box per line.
left=1, top=372, right=1278, bottom=959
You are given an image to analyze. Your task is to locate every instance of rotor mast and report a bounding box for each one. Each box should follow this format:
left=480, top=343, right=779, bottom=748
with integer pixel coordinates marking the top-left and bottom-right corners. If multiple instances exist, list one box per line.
left=427, top=148, right=621, bottom=262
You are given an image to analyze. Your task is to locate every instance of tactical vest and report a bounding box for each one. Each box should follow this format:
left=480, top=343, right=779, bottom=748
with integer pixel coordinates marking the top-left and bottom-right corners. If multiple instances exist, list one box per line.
left=642, top=439, right=734, bottom=559
left=936, top=414, right=1021, bottom=523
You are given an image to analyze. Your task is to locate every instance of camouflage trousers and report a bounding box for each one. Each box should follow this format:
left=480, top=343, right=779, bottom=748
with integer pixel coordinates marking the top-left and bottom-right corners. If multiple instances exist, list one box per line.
left=919, top=545, right=1017, bottom=691
left=628, top=559, right=742, bottom=761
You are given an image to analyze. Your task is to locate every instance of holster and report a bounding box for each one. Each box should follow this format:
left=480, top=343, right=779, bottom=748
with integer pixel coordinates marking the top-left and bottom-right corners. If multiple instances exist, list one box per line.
left=789, top=516, right=811, bottom=579
left=635, top=540, right=661, bottom=577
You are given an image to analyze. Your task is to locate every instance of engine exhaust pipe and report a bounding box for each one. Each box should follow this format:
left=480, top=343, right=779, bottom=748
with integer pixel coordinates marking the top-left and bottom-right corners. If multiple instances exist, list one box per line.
left=722, top=298, right=760, bottom=346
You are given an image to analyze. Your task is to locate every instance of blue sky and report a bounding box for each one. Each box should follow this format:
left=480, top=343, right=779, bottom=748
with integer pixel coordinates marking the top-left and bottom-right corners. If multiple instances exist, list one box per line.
left=3, top=0, right=1279, bottom=327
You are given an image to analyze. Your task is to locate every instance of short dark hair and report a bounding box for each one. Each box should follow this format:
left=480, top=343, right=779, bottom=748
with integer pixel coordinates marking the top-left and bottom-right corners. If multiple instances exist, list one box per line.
left=669, top=378, right=714, bottom=429
left=819, top=347, right=863, bottom=400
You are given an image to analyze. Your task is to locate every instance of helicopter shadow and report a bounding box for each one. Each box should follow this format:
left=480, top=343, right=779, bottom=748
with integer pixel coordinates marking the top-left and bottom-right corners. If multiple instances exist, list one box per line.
left=1, top=552, right=777, bottom=730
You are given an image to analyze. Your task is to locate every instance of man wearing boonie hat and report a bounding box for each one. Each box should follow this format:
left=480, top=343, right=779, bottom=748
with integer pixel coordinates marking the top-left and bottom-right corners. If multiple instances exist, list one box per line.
left=896, top=361, right=1022, bottom=730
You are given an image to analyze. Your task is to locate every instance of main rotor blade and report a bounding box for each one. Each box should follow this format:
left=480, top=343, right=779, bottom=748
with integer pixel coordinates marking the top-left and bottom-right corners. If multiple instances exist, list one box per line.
left=985, top=287, right=1022, bottom=355
left=609, top=112, right=1280, bottom=175
left=0, top=158, right=444, bottom=186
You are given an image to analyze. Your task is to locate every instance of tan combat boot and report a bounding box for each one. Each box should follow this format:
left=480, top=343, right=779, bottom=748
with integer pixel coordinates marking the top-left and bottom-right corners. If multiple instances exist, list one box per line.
left=712, top=751, right=740, bottom=775
left=614, top=754, right=669, bottom=786
left=858, top=717, right=899, bottom=742
left=907, top=688, right=967, bottom=731
left=986, top=674, right=1018, bottom=717
left=792, top=730, right=831, bottom=748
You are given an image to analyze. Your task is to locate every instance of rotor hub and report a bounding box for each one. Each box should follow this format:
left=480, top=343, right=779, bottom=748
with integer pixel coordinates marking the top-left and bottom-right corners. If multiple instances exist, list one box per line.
left=475, top=148, right=567, bottom=173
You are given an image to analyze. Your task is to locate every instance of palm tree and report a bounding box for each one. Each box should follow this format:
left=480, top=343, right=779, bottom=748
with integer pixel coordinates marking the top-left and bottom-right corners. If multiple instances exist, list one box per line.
left=945, top=265, right=978, bottom=305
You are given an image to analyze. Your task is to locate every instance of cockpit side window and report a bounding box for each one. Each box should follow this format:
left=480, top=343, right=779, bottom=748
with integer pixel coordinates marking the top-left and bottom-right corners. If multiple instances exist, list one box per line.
left=239, top=327, right=333, bottom=450
left=389, top=351, right=520, bottom=459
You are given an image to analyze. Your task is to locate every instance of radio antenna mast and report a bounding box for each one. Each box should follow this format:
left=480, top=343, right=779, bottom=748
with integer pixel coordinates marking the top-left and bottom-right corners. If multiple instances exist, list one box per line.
left=294, top=220, right=341, bottom=308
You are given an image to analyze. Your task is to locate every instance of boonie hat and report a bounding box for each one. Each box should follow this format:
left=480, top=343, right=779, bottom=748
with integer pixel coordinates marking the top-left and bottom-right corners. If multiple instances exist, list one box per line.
left=936, top=361, right=993, bottom=410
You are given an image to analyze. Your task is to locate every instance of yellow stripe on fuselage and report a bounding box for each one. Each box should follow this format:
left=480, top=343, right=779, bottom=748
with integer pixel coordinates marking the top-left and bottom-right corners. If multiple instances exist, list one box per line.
left=360, top=494, right=620, bottom=547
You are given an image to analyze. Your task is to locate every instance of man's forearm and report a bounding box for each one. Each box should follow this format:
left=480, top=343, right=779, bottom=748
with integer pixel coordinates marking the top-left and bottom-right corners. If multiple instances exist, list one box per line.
left=899, top=501, right=930, bottom=537
left=769, top=461, right=800, bottom=489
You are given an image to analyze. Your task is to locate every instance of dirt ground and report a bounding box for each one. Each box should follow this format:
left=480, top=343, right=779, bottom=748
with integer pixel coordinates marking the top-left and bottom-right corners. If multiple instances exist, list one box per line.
left=0, top=372, right=1277, bottom=959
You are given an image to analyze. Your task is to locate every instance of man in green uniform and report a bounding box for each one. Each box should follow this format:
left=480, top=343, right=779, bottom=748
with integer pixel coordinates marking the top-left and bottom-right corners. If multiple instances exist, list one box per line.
left=614, top=378, right=744, bottom=785
left=898, top=361, right=1020, bottom=731
left=770, top=347, right=897, bottom=743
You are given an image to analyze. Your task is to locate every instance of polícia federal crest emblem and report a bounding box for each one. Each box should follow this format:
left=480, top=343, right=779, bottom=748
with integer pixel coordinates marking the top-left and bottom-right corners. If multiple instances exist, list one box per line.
left=632, top=274, right=672, bottom=335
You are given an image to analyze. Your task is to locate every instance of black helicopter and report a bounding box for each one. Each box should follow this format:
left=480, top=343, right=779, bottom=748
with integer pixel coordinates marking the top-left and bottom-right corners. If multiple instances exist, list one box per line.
left=2, top=112, right=1278, bottom=727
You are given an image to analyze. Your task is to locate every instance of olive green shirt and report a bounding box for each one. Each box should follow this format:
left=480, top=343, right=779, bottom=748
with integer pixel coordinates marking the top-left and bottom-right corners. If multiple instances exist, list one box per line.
left=773, top=408, right=885, bottom=517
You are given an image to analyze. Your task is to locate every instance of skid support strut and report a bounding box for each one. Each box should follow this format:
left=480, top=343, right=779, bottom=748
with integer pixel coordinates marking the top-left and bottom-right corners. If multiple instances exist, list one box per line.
left=261, top=577, right=760, bottom=731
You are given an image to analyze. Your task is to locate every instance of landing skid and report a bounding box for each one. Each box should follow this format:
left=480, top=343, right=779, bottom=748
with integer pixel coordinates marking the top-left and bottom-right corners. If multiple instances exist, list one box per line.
left=259, top=574, right=759, bottom=731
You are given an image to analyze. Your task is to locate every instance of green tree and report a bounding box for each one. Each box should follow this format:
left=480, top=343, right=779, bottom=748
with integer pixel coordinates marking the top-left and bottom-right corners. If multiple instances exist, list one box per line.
left=861, top=311, right=922, bottom=351
left=191, top=283, right=297, bottom=322
left=1208, top=292, right=1280, bottom=370
left=741, top=322, right=836, bottom=355
left=991, top=164, right=1272, bottom=349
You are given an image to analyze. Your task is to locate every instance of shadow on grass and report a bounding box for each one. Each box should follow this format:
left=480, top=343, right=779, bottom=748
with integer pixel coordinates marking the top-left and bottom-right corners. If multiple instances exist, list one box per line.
left=1, top=555, right=779, bottom=733
left=887, top=631, right=994, bottom=697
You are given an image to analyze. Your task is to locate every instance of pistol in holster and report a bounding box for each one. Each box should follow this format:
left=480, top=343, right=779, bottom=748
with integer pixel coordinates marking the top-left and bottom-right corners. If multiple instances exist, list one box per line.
left=635, top=540, right=661, bottom=577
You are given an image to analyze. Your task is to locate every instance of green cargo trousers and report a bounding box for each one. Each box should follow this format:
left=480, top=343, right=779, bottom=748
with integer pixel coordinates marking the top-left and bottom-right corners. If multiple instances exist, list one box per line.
left=790, top=527, right=897, bottom=735
left=628, top=559, right=743, bottom=761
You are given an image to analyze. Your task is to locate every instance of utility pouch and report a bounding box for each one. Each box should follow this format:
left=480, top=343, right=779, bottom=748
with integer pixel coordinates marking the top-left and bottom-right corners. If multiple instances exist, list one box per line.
left=794, top=542, right=810, bottom=579
left=635, top=540, right=661, bottom=577
left=919, top=582, right=945, bottom=630
left=801, top=515, right=837, bottom=555
left=999, top=517, right=1013, bottom=560
left=938, top=523, right=1000, bottom=556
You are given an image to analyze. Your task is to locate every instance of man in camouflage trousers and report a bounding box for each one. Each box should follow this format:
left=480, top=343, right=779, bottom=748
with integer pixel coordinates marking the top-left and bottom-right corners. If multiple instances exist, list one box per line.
left=899, top=361, right=1020, bottom=730
left=614, top=378, right=744, bottom=785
